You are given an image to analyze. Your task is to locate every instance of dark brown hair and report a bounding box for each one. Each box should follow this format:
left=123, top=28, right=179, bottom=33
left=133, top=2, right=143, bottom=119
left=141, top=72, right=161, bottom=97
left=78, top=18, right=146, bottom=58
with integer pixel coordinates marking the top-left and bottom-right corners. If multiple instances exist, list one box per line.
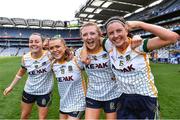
left=104, top=16, right=133, bottom=37
left=104, top=16, right=126, bottom=30
left=30, top=33, right=43, bottom=41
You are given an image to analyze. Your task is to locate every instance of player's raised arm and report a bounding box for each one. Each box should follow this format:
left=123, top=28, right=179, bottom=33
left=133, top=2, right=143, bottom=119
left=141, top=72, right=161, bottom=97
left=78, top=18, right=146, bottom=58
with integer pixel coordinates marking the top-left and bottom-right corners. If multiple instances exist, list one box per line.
left=127, top=21, right=179, bottom=52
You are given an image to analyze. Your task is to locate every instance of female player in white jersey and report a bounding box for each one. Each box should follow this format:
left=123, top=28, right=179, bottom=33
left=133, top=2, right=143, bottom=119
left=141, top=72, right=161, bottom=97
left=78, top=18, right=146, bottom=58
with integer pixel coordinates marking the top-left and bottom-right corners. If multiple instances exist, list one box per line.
left=77, top=22, right=120, bottom=120
left=3, top=33, right=54, bottom=120
left=49, top=36, right=86, bottom=120
left=103, top=16, right=179, bottom=119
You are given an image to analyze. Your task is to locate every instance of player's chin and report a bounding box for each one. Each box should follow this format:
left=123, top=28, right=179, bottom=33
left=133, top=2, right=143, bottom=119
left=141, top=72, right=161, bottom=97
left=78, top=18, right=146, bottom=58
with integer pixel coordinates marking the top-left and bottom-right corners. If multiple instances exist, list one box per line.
left=114, top=41, right=123, bottom=47
left=54, top=55, right=63, bottom=60
left=30, top=49, right=40, bottom=53
left=87, top=44, right=96, bottom=50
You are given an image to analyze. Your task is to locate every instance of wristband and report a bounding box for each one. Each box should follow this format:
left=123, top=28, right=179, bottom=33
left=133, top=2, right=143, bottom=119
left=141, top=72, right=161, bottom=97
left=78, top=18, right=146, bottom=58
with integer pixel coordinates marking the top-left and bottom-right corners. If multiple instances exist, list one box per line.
left=16, top=75, right=22, bottom=79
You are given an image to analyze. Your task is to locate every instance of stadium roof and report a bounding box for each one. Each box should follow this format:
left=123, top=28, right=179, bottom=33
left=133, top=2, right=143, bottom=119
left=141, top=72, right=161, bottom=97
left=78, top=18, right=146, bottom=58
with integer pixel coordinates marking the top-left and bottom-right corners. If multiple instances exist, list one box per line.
left=0, top=17, right=65, bottom=29
left=0, top=0, right=163, bottom=28
left=75, top=0, right=163, bottom=24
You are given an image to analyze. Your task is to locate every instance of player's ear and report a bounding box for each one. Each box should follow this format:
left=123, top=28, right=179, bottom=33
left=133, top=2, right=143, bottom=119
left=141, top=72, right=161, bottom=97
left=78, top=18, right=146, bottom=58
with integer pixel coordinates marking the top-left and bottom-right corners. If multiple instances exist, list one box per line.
left=124, top=24, right=129, bottom=36
left=99, top=31, right=103, bottom=36
left=124, top=24, right=129, bottom=32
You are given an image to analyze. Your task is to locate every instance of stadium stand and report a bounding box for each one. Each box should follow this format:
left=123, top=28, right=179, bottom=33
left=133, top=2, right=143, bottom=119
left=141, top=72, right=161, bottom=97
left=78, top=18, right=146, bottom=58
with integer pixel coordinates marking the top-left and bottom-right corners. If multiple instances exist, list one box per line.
left=0, top=47, right=19, bottom=56
left=0, top=27, right=83, bottom=56
left=16, top=47, right=29, bottom=56
left=72, top=0, right=179, bottom=64
left=0, top=0, right=179, bottom=64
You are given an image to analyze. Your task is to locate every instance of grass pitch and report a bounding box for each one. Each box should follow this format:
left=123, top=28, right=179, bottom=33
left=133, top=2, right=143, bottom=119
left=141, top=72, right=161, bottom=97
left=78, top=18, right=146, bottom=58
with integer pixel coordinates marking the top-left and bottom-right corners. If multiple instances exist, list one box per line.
left=0, top=56, right=180, bottom=119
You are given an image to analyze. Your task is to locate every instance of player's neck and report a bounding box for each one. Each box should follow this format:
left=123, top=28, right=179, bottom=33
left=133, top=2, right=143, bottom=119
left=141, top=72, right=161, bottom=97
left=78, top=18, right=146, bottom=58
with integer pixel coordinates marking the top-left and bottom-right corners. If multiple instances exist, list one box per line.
left=57, top=55, right=66, bottom=64
left=31, top=50, right=43, bottom=59
left=116, top=41, right=129, bottom=53
left=87, top=45, right=102, bottom=54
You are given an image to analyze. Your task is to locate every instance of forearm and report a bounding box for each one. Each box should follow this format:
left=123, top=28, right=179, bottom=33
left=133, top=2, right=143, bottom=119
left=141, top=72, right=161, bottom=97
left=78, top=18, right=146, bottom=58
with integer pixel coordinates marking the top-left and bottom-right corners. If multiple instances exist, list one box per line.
left=128, top=21, right=179, bottom=52
left=9, top=68, right=26, bottom=88
left=137, top=21, right=179, bottom=42
left=9, top=75, right=21, bottom=88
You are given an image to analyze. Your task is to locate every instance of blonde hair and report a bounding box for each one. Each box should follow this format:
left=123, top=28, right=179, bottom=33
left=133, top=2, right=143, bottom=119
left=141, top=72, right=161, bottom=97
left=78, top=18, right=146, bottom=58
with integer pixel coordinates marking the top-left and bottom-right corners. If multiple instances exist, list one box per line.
left=80, top=22, right=102, bottom=36
left=50, top=35, right=73, bottom=61
left=51, top=35, right=66, bottom=47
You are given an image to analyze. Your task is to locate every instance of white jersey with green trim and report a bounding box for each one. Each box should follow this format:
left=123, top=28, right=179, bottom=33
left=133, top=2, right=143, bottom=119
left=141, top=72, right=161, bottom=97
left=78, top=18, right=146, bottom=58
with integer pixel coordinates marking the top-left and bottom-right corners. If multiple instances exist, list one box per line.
left=22, top=51, right=53, bottom=95
left=104, top=39, right=158, bottom=97
left=76, top=47, right=120, bottom=101
left=52, top=57, right=86, bottom=112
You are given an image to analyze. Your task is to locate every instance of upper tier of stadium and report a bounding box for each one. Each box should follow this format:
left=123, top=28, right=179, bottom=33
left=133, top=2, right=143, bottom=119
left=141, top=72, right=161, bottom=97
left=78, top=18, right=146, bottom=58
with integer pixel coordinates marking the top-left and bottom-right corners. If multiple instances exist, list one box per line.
left=0, top=0, right=179, bottom=63
left=0, top=0, right=179, bottom=29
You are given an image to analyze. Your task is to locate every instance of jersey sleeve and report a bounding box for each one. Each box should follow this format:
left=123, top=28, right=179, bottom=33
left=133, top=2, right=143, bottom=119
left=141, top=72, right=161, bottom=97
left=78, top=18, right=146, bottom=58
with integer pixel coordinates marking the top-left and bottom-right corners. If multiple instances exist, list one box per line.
left=102, top=38, right=113, bottom=52
left=74, top=47, right=84, bottom=69
left=75, top=47, right=82, bottom=57
left=133, top=39, right=149, bottom=54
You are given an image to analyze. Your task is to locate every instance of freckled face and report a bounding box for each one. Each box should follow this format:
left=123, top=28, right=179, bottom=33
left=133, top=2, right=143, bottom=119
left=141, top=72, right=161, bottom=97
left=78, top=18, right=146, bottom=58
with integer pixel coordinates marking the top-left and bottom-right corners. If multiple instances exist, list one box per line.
left=29, top=35, right=43, bottom=53
left=49, top=40, right=66, bottom=60
left=81, top=25, right=101, bottom=51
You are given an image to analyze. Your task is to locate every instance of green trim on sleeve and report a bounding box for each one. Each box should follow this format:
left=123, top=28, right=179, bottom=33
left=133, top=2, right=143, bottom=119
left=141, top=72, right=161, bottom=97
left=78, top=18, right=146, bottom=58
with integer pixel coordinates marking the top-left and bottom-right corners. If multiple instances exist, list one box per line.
left=102, top=37, right=107, bottom=52
left=143, top=39, right=149, bottom=52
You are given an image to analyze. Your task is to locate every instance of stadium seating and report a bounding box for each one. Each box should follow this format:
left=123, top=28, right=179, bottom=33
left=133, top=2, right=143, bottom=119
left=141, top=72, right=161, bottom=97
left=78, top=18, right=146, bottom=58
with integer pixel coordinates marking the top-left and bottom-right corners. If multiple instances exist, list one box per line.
left=0, top=27, right=80, bottom=38
left=17, top=47, right=30, bottom=56
left=0, top=47, right=19, bottom=56
left=0, top=0, right=179, bottom=64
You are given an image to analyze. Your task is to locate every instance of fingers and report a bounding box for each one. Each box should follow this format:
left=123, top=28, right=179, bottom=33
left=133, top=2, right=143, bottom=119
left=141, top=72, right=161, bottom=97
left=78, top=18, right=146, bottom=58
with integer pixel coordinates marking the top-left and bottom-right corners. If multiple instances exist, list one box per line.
left=131, top=35, right=143, bottom=50
left=80, top=52, right=90, bottom=64
left=131, top=41, right=142, bottom=50
left=3, top=87, right=12, bottom=96
left=85, top=58, right=91, bottom=64
left=3, top=89, right=8, bottom=96
left=81, top=57, right=91, bottom=65
left=132, top=35, right=142, bottom=40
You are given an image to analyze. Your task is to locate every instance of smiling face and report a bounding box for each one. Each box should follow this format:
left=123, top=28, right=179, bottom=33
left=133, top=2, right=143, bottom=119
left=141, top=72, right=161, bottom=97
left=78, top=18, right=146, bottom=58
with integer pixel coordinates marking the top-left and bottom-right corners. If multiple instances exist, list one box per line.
left=106, top=21, right=128, bottom=47
left=29, top=34, right=43, bottom=53
left=49, top=39, right=66, bottom=60
left=81, top=24, right=101, bottom=52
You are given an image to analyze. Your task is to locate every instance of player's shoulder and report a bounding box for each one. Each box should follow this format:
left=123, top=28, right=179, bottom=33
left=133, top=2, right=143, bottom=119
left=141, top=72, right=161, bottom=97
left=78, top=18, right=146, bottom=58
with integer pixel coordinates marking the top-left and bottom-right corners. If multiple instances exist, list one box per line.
left=22, top=52, right=31, bottom=59
left=74, top=47, right=83, bottom=56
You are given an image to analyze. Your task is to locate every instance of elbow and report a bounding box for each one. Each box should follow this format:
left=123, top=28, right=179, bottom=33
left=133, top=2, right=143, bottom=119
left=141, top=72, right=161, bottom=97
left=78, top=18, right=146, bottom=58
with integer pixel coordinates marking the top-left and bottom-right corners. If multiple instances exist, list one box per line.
left=170, top=32, right=179, bottom=43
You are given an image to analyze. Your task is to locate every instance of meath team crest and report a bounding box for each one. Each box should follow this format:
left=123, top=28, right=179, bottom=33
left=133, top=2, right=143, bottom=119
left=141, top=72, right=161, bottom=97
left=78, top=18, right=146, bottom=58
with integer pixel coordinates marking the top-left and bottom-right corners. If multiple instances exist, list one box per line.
left=33, top=61, right=39, bottom=69
left=68, top=65, right=73, bottom=72
left=102, top=53, right=108, bottom=59
left=61, top=68, right=65, bottom=74
left=125, top=55, right=131, bottom=61
left=34, top=65, right=39, bottom=69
